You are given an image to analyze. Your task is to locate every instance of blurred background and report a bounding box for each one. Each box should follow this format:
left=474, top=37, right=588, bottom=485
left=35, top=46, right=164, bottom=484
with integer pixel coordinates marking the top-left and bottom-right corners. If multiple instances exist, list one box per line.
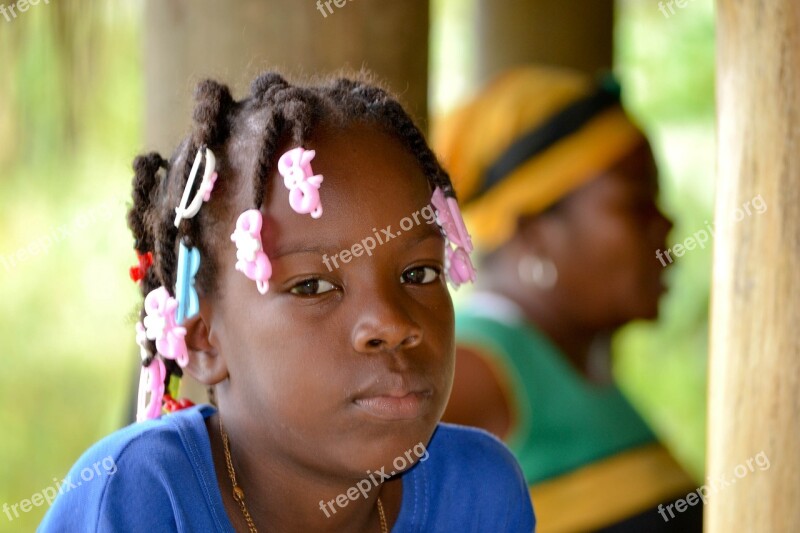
left=0, top=0, right=714, bottom=529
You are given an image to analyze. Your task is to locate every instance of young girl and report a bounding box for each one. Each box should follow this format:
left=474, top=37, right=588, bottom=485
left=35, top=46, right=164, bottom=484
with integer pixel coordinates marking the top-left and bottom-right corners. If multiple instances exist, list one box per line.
left=39, top=72, right=535, bottom=532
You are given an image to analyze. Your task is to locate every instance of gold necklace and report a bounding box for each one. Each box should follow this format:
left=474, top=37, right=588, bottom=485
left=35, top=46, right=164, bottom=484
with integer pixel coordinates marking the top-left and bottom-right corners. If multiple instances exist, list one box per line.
left=219, top=417, right=388, bottom=533
left=377, top=496, right=388, bottom=532
left=220, top=416, right=257, bottom=533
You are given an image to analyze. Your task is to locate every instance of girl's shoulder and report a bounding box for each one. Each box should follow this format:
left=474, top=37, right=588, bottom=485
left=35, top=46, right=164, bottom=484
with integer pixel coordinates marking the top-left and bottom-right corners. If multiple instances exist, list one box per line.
left=67, top=404, right=215, bottom=479
left=39, top=405, right=229, bottom=532
left=431, top=422, right=518, bottom=457
left=399, top=423, right=535, bottom=531
left=427, top=422, right=528, bottom=488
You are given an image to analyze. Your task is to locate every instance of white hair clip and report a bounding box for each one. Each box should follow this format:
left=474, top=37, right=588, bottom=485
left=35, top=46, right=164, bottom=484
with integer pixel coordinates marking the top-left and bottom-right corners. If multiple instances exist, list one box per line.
left=173, top=146, right=218, bottom=227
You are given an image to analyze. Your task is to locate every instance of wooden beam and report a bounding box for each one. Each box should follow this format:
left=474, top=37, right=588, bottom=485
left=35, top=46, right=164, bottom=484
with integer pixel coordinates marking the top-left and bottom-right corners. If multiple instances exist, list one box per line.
left=144, top=0, right=429, bottom=152
left=708, top=1, right=800, bottom=530
left=474, top=0, right=613, bottom=82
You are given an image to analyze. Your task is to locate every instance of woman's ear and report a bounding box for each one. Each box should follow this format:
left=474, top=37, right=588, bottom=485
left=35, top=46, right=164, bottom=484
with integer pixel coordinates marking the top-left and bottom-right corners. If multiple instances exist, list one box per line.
left=182, top=300, right=227, bottom=386
left=516, top=214, right=551, bottom=255
left=516, top=209, right=569, bottom=256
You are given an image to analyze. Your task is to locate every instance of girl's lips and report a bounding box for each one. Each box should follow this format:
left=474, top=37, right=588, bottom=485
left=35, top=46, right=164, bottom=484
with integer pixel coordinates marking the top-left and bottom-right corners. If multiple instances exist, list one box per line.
left=354, top=392, right=430, bottom=421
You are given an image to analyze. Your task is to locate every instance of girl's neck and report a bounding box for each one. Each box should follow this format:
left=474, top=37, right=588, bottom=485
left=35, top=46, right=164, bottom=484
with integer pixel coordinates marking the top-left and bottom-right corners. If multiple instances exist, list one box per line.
left=205, top=413, right=399, bottom=532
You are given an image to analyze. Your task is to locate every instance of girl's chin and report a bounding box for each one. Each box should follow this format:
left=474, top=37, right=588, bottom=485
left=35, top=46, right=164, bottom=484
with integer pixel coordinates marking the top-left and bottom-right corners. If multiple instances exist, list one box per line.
left=341, top=420, right=436, bottom=459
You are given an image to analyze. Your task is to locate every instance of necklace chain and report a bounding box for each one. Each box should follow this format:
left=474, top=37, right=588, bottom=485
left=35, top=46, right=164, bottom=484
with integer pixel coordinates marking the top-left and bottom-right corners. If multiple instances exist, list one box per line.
left=220, top=416, right=258, bottom=533
left=218, top=416, right=388, bottom=533
left=377, top=497, right=388, bottom=532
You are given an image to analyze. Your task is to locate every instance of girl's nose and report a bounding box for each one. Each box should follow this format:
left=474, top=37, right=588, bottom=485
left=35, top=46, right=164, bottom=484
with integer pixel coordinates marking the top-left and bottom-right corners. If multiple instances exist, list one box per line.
left=351, top=300, right=423, bottom=354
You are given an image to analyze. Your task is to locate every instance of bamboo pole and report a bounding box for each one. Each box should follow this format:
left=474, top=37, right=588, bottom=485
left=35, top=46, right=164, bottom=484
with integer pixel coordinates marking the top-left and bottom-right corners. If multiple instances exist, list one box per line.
left=707, top=1, right=800, bottom=530
left=474, top=0, right=613, bottom=82
left=144, top=0, right=430, bottom=153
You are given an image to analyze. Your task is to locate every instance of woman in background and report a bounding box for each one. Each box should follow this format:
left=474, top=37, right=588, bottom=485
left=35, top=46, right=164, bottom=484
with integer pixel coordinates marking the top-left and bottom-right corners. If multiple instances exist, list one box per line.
left=436, top=66, right=702, bottom=532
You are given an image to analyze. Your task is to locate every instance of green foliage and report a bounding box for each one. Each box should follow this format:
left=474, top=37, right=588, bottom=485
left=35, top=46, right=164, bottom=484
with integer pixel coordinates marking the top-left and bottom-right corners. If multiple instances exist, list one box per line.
left=0, top=2, right=142, bottom=530
left=614, top=0, right=716, bottom=481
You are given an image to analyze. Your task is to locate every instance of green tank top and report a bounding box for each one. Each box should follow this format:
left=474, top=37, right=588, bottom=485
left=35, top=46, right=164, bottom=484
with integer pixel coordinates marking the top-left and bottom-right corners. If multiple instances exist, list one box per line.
left=455, top=295, right=655, bottom=485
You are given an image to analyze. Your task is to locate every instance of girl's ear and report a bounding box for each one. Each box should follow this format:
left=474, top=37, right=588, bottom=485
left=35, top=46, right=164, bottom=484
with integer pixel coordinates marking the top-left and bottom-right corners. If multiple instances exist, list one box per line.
left=182, top=300, right=227, bottom=386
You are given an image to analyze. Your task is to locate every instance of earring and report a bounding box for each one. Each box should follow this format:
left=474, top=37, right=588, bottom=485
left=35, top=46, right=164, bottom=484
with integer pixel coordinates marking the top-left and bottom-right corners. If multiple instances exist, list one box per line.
left=518, top=254, right=558, bottom=290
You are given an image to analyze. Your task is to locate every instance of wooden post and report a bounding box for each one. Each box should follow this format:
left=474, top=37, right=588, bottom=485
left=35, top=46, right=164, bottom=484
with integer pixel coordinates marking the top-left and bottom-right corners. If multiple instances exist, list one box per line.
left=144, top=0, right=430, bottom=152
left=708, top=1, right=800, bottom=531
left=474, top=0, right=613, bottom=83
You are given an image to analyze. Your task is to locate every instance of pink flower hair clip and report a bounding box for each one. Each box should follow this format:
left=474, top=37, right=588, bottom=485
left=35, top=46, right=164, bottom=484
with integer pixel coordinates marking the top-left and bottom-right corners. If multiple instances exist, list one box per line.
left=278, top=147, right=323, bottom=218
left=143, top=286, right=189, bottom=367
left=431, top=187, right=477, bottom=289
left=135, top=322, right=166, bottom=422
left=230, top=209, right=272, bottom=294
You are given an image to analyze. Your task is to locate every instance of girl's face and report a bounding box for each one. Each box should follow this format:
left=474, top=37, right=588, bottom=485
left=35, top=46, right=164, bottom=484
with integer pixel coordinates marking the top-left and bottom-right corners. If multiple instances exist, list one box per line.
left=207, top=122, right=454, bottom=478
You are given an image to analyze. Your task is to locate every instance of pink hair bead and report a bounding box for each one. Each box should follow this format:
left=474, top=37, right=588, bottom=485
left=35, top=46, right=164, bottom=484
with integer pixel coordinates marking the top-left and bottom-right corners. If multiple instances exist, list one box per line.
left=136, top=356, right=166, bottom=422
left=230, top=209, right=272, bottom=294
left=431, top=186, right=477, bottom=289
left=143, top=286, right=189, bottom=367
left=278, top=147, right=324, bottom=219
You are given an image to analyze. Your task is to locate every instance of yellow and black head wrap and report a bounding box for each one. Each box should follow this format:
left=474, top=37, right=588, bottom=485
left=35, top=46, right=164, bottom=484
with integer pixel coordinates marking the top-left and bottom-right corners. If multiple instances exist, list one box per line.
left=433, top=66, right=646, bottom=251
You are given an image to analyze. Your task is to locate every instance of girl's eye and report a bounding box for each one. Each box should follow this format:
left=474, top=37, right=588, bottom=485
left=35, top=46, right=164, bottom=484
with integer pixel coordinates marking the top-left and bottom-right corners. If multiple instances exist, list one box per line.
left=401, top=266, right=440, bottom=285
left=290, top=278, right=336, bottom=296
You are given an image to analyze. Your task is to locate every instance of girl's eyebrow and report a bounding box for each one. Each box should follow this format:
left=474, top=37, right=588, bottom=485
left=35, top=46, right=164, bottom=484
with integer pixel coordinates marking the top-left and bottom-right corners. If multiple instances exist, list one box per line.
left=272, top=223, right=443, bottom=259
left=270, top=243, right=339, bottom=259
left=409, top=230, right=444, bottom=247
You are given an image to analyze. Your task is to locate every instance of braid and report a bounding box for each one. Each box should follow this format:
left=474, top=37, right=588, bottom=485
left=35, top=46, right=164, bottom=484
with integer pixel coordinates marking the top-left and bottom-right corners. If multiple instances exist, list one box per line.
left=192, top=79, right=235, bottom=148
left=162, top=81, right=235, bottom=385
left=250, top=72, right=290, bottom=103
left=128, top=151, right=169, bottom=299
left=128, top=152, right=166, bottom=253
left=249, top=73, right=288, bottom=208
left=127, top=152, right=166, bottom=372
left=249, top=77, right=322, bottom=210
left=244, top=73, right=455, bottom=221
left=251, top=110, right=285, bottom=209
left=325, top=77, right=455, bottom=197
left=377, top=97, right=453, bottom=194
left=154, top=79, right=236, bottom=291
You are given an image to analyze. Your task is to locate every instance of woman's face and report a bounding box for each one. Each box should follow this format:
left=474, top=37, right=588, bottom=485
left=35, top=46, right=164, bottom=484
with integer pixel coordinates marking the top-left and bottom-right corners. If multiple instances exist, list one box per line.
left=544, top=141, right=673, bottom=327
left=206, top=122, right=454, bottom=480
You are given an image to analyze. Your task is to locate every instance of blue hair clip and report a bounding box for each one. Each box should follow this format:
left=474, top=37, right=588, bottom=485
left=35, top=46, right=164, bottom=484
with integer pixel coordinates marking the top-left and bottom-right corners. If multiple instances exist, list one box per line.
left=175, top=241, right=201, bottom=324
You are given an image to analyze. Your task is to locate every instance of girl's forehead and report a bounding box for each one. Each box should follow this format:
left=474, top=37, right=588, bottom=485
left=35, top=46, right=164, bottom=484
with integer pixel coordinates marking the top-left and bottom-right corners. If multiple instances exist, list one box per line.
left=260, top=123, right=435, bottom=253
left=297, top=127, right=426, bottom=200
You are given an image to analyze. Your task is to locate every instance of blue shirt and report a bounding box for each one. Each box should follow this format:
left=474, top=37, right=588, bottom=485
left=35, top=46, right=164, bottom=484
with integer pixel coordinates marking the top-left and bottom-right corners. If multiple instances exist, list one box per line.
left=39, top=405, right=535, bottom=532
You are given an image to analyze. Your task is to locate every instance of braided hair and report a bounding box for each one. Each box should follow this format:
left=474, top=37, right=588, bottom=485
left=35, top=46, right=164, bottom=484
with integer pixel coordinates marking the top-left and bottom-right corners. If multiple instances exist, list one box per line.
left=127, top=71, right=455, bottom=402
